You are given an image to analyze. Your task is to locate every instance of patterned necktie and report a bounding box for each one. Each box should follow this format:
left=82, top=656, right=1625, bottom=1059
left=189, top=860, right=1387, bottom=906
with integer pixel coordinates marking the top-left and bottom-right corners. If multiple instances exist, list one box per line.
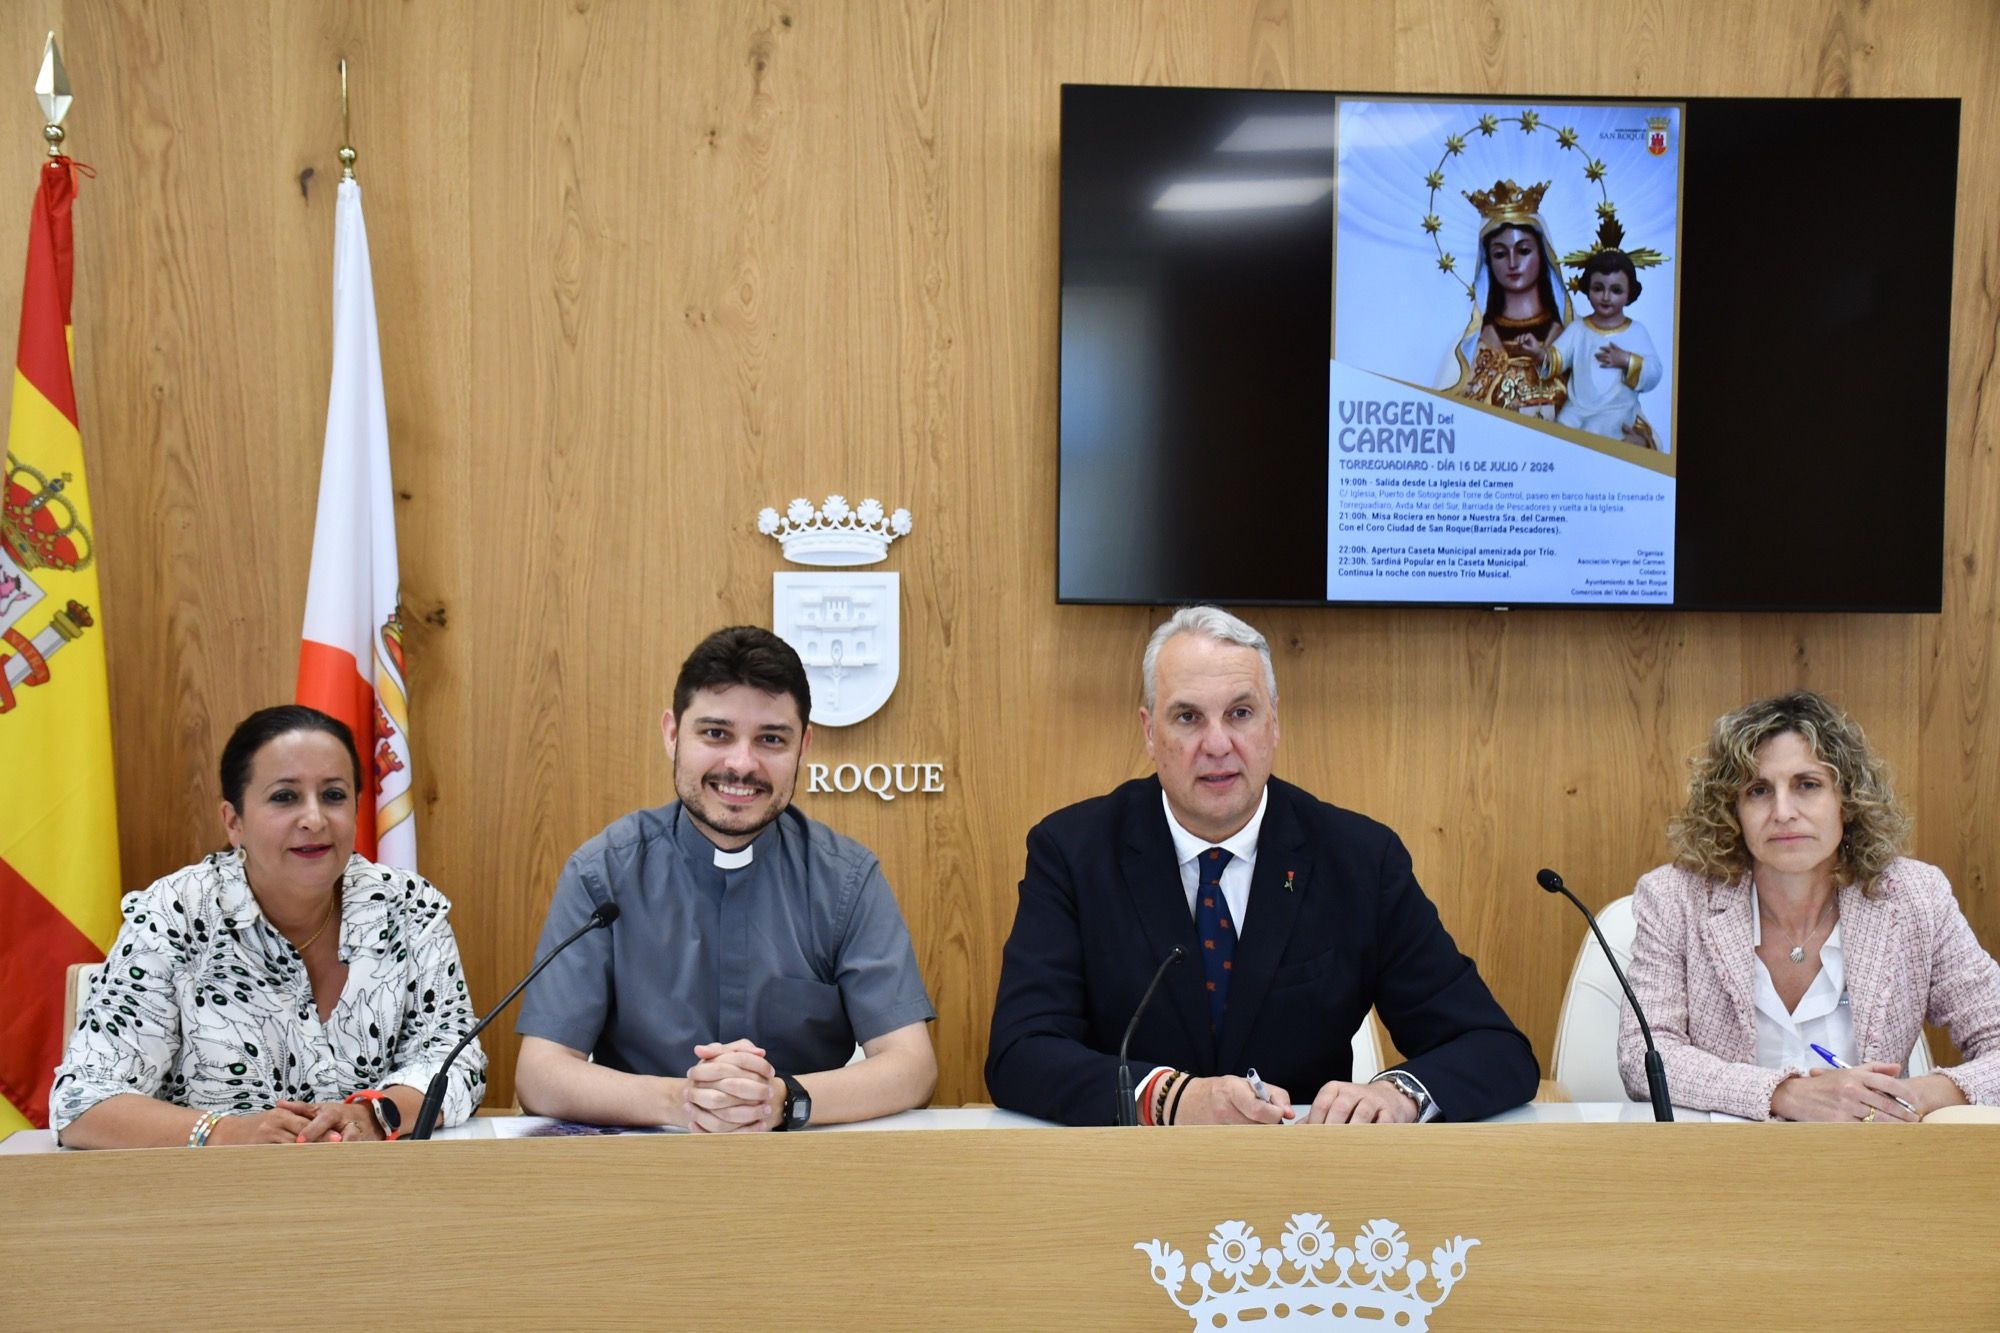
left=1194, top=847, right=1236, bottom=1031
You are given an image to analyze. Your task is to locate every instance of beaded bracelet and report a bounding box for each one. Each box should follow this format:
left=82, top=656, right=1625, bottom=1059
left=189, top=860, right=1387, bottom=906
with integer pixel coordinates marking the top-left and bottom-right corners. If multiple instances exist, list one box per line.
left=1155, top=1071, right=1187, bottom=1128
left=1164, top=1072, right=1192, bottom=1126
left=185, top=1110, right=222, bottom=1148
left=1150, top=1071, right=1176, bottom=1128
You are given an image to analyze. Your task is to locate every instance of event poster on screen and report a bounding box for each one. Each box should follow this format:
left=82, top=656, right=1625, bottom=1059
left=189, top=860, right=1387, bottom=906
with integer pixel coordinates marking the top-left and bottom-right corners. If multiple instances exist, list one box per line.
left=1327, top=97, right=1683, bottom=604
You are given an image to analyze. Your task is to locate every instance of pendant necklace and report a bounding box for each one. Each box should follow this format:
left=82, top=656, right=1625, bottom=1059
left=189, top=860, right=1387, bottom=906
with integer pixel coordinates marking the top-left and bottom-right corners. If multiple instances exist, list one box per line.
left=1776, top=896, right=1835, bottom=965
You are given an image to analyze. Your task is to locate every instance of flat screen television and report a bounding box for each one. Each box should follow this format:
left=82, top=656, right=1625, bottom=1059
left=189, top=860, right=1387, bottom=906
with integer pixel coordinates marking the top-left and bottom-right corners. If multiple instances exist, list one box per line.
left=1058, top=85, right=1958, bottom=610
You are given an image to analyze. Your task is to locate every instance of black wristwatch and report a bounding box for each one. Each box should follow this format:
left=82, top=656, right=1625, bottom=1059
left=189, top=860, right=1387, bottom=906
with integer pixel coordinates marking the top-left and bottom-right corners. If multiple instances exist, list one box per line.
left=775, top=1073, right=811, bottom=1131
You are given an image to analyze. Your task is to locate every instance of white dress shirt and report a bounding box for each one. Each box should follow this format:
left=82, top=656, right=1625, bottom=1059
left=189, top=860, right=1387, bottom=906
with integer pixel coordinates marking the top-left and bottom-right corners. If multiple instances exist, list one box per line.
left=1749, top=884, right=1858, bottom=1072
left=1160, top=787, right=1267, bottom=934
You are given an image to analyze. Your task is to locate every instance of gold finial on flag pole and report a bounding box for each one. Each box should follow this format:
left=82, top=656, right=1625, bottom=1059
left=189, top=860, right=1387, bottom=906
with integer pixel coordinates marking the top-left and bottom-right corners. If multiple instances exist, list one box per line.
left=36, top=33, right=72, bottom=158
left=338, top=57, right=356, bottom=179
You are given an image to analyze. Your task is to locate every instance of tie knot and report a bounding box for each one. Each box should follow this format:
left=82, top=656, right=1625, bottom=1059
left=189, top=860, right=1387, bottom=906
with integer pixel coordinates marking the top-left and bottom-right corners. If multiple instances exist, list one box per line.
left=1202, top=847, right=1233, bottom=880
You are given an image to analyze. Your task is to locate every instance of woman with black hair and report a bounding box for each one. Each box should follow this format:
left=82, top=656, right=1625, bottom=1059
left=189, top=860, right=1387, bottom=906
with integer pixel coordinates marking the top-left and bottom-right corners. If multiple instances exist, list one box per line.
left=51, top=705, right=485, bottom=1147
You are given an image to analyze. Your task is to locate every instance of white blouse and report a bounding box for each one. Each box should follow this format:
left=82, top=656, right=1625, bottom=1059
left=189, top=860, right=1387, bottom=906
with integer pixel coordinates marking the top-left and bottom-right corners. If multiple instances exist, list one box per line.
left=1749, top=884, right=1858, bottom=1073
left=51, top=851, right=486, bottom=1134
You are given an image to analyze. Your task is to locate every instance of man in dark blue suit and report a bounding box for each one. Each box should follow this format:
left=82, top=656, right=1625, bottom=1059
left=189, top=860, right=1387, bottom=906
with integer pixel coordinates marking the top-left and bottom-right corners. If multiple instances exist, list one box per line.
left=986, top=607, right=1538, bottom=1126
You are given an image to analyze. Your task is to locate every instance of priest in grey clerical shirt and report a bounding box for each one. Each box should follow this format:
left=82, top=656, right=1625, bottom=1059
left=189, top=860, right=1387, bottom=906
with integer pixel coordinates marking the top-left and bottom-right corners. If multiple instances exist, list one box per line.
left=514, top=626, right=937, bottom=1131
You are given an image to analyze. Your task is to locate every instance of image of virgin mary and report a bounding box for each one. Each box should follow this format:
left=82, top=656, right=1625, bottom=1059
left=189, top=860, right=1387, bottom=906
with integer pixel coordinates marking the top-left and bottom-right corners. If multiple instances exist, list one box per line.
left=1448, top=179, right=1572, bottom=421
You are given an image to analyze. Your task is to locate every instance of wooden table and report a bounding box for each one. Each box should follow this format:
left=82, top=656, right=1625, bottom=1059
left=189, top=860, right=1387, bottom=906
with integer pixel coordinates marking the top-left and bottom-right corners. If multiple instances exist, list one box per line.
left=4, top=1110, right=1995, bottom=1328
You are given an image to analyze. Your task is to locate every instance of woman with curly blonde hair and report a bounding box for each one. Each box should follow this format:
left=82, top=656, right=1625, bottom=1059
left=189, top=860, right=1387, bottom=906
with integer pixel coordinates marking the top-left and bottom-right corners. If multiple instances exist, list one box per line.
left=1617, top=691, right=2000, bottom=1121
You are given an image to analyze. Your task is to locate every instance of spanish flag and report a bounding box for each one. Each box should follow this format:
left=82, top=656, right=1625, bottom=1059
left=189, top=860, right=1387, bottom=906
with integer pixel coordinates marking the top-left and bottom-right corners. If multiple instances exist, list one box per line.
left=296, top=176, right=415, bottom=869
left=0, top=155, right=121, bottom=1132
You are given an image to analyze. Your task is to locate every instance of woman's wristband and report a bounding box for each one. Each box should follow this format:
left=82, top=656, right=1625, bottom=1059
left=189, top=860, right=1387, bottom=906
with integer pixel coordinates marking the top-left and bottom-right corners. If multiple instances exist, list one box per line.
left=343, top=1089, right=402, bottom=1140
left=185, top=1109, right=222, bottom=1147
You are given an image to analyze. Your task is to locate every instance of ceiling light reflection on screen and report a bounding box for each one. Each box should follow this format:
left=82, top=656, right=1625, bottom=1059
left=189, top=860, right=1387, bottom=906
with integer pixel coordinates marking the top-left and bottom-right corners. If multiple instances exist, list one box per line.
left=1152, top=178, right=1333, bottom=212
left=1216, top=115, right=1338, bottom=152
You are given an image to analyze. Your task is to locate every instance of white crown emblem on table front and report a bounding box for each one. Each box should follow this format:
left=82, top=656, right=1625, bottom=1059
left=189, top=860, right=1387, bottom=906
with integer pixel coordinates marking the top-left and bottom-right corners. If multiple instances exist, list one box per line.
left=1135, top=1215, right=1477, bottom=1331
left=760, top=496, right=912, bottom=727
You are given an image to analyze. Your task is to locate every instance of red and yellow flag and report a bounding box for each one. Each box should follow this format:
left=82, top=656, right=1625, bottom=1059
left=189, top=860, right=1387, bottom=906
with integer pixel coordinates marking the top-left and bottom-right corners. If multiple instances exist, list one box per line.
left=0, top=156, right=120, bottom=1132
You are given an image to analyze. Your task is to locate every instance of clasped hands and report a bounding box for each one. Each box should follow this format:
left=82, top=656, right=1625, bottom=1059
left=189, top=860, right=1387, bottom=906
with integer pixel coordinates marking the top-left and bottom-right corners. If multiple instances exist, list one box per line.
left=1172, top=1074, right=1419, bottom=1126
left=681, top=1038, right=784, bottom=1133
left=201, top=1098, right=386, bottom=1145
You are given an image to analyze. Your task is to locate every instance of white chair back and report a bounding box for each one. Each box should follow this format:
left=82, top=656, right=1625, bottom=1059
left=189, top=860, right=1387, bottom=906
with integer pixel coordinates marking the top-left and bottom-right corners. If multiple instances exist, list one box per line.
left=63, top=960, right=103, bottom=1044
left=1552, top=896, right=1638, bottom=1102
left=1905, top=1030, right=1936, bottom=1077
left=1350, top=1009, right=1386, bottom=1083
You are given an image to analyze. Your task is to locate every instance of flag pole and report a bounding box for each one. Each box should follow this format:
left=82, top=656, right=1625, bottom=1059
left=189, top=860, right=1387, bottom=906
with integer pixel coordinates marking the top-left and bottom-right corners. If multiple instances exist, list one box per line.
left=299, top=52, right=416, bottom=868
left=338, top=56, right=356, bottom=179
left=36, top=32, right=72, bottom=157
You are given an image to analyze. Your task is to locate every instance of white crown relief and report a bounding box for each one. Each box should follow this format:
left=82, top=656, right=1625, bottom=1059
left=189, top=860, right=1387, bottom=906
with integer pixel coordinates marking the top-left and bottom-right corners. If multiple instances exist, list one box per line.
left=1136, top=1215, right=1477, bottom=1331
left=757, top=495, right=912, bottom=568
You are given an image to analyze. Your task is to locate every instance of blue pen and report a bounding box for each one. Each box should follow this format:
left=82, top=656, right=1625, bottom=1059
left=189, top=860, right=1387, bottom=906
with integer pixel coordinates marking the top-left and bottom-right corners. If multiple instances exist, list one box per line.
left=1810, top=1043, right=1918, bottom=1117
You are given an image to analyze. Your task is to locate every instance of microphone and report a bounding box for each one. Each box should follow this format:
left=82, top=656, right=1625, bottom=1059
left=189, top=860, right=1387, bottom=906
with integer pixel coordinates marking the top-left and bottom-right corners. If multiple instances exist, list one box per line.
left=1116, top=947, right=1187, bottom=1127
left=1538, top=869, right=1672, bottom=1122
left=407, top=901, right=622, bottom=1140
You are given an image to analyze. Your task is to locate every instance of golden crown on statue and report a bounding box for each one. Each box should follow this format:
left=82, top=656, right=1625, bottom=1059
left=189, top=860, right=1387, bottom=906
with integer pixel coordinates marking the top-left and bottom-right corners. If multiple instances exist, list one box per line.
left=3, top=451, right=94, bottom=572
left=1135, top=1215, right=1478, bottom=1332
left=1462, top=178, right=1550, bottom=226
left=756, top=494, right=912, bottom=568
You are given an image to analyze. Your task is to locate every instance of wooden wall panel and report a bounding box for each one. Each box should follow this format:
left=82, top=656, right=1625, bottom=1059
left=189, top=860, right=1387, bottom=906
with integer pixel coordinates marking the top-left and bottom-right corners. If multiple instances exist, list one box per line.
left=5, top=0, right=1997, bottom=1105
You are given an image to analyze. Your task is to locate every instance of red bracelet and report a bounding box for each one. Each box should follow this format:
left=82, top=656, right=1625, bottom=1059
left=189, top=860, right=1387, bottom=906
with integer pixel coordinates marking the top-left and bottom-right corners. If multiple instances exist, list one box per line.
left=1136, top=1068, right=1170, bottom=1126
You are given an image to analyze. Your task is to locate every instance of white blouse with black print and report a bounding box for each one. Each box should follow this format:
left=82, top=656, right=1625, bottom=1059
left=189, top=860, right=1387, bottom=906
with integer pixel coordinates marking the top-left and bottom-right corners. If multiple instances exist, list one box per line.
left=51, top=851, right=486, bottom=1135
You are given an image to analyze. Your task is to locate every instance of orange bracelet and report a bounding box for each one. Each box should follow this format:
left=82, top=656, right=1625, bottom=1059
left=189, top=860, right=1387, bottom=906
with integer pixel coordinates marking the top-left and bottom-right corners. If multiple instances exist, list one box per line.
left=342, top=1089, right=402, bottom=1140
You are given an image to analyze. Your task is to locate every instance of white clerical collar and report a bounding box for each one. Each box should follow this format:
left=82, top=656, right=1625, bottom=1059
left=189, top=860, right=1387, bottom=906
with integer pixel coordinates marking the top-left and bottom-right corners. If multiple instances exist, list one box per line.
left=1160, top=785, right=1268, bottom=868
left=713, top=844, right=754, bottom=871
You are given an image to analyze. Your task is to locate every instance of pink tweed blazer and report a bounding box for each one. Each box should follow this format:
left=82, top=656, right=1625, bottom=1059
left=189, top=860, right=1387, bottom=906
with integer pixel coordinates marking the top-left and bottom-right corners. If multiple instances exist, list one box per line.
left=1617, top=858, right=2000, bottom=1119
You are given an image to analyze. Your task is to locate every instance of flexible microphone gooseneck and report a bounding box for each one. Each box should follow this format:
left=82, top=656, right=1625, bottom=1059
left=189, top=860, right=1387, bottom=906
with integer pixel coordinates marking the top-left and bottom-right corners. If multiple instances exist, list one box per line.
left=407, top=901, right=622, bottom=1140
left=1116, top=947, right=1188, bottom=1127
left=1538, top=869, right=1672, bottom=1122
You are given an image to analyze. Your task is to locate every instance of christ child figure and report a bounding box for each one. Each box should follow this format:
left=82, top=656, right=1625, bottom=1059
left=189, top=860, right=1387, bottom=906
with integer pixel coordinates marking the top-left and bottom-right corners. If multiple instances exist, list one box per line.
left=1524, top=249, right=1665, bottom=449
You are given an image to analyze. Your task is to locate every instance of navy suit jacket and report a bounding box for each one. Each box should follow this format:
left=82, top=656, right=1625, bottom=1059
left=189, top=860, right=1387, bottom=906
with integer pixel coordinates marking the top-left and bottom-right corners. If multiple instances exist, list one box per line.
left=985, top=776, right=1538, bottom=1125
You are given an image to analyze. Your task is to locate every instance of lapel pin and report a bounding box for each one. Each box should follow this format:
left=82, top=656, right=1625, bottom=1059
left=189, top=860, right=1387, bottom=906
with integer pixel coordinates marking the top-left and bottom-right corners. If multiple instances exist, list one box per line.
left=1284, top=871, right=1296, bottom=893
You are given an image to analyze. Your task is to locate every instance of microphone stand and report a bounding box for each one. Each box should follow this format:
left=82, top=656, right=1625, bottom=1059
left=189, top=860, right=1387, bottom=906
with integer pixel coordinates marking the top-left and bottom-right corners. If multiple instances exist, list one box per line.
left=1116, top=947, right=1186, bottom=1126
left=408, top=903, right=621, bottom=1140
left=1538, top=869, right=1673, bottom=1122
